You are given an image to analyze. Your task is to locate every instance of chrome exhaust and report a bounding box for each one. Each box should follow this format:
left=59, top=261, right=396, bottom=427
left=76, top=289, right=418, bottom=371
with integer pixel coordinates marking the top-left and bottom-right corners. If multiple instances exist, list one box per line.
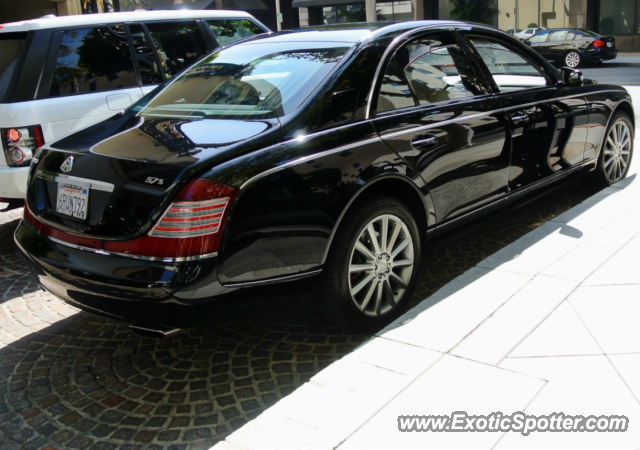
left=129, top=324, right=181, bottom=339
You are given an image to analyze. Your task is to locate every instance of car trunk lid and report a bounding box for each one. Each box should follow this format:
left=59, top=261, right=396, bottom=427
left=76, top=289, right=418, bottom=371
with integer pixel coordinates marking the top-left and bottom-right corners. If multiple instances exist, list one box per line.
left=26, top=113, right=279, bottom=239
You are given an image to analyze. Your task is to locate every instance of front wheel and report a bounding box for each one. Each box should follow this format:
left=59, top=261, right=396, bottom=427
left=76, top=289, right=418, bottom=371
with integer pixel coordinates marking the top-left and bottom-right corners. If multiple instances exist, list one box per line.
left=564, top=51, right=582, bottom=68
left=317, top=195, right=421, bottom=331
left=581, top=112, right=634, bottom=188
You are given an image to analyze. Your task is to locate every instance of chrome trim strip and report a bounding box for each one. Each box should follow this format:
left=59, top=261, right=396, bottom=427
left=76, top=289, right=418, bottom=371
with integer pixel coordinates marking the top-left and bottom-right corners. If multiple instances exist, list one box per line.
left=37, top=172, right=115, bottom=193
left=379, top=111, right=493, bottom=140
left=222, top=269, right=323, bottom=287
left=501, top=90, right=624, bottom=112
left=46, top=234, right=218, bottom=262
left=239, top=136, right=381, bottom=190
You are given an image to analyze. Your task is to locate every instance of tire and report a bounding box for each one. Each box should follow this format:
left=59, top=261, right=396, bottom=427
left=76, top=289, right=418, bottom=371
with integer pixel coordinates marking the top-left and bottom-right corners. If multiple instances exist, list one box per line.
left=564, top=51, right=582, bottom=68
left=581, top=112, right=634, bottom=189
left=317, top=194, right=422, bottom=332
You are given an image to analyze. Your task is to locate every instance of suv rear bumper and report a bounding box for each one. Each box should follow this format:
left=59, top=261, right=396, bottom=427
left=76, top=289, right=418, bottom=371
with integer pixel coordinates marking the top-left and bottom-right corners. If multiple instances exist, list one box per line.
left=0, top=166, right=28, bottom=199
left=14, top=219, right=320, bottom=328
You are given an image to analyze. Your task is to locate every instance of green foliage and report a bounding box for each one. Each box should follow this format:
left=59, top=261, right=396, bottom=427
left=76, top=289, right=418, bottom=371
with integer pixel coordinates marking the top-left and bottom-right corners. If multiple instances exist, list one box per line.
left=528, top=23, right=538, bottom=28
left=449, top=0, right=499, bottom=25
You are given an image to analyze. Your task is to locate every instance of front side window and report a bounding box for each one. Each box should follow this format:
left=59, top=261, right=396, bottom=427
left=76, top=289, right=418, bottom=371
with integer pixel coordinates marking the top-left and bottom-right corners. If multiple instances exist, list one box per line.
left=469, top=38, right=549, bottom=92
left=136, top=43, right=349, bottom=120
left=377, top=36, right=486, bottom=112
left=145, top=21, right=207, bottom=79
left=206, top=19, right=264, bottom=46
left=49, top=26, right=137, bottom=97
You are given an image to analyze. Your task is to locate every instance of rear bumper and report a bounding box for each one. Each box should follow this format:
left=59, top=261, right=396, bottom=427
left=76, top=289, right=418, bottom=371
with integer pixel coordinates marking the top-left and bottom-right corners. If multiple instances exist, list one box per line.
left=584, top=48, right=618, bottom=63
left=0, top=165, right=29, bottom=199
left=14, top=219, right=320, bottom=328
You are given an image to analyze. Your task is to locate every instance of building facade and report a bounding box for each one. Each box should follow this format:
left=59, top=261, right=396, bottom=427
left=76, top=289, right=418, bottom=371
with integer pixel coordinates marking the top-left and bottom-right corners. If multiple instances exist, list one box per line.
left=3, top=0, right=640, bottom=51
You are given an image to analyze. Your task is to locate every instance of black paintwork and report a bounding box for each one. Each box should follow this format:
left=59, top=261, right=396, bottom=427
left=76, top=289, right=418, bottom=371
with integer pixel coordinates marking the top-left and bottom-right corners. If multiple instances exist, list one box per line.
left=15, top=21, right=634, bottom=328
left=525, top=28, right=618, bottom=66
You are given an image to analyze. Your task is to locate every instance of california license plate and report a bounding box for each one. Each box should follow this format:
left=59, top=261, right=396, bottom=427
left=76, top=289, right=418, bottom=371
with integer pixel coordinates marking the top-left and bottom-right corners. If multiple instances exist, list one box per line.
left=56, top=183, right=89, bottom=220
left=607, top=42, right=612, bottom=47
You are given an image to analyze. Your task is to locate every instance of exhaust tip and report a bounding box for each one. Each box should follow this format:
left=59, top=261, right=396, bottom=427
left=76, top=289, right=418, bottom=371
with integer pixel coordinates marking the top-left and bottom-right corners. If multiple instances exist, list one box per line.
left=129, top=324, right=181, bottom=339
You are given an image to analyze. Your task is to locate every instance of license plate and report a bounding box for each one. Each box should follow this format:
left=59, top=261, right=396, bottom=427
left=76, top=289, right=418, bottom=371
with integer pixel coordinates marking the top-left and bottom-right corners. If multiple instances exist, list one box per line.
left=607, top=42, right=612, bottom=47
left=56, top=182, right=89, bottom=220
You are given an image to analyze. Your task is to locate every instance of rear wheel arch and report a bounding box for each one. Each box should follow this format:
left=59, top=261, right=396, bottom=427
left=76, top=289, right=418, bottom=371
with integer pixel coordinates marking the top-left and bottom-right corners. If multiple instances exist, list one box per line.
left=321, top=175, right=432, bottom=264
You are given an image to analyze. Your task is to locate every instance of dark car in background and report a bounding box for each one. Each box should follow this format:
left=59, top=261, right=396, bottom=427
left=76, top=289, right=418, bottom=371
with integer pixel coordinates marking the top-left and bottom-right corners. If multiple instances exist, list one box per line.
left=525, top=28, right=617, bottom=67
left=15, top=21, right=634, bottom=337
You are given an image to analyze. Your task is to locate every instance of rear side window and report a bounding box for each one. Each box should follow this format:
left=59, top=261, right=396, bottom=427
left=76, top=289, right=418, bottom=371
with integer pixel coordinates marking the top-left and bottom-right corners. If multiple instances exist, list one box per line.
left=0, top=32, right=27, bottom=101
left=528, top=33, right=548, bottom=43
left=128, top=24, right=164, bottom=85
left=49, top=26, right=137, bottom=97
left=206, top=19, right=264, bottom=46
left=145, top=21, right=207, bottom=79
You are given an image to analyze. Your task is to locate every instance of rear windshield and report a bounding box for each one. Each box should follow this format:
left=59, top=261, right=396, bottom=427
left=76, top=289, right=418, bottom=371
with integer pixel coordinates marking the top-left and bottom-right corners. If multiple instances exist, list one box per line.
left=576, top=29, right=600, bottom=37
left=135, top=41, right=350, bottom=120
left=0, top=32, right=27, bottom=101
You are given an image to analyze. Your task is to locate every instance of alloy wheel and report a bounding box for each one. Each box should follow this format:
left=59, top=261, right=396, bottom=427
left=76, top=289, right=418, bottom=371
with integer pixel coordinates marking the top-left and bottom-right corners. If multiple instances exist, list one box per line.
left=603, top=119, right=632, bottom=182
left=565, top=52, right=580, bottom=68
left=348, top=214, right=414, bottom=317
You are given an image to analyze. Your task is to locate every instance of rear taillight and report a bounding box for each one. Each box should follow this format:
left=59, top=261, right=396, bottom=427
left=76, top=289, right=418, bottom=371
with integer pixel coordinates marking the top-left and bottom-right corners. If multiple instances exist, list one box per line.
left=2, top=126, right=44, bottom=167
left=24, top=178, right=238, bottom=261
left=593, top=39, right=605, bottom=48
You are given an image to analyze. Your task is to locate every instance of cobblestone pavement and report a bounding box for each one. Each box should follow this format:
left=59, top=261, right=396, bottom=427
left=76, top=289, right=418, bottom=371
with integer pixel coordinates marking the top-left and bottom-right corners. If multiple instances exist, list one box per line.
left=0, top=181, right=600, bottom=450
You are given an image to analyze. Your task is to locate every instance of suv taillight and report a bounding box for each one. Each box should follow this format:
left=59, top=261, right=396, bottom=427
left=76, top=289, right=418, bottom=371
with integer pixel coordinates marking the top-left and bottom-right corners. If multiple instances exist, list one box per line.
left=593, top=39, right=605, bottom=48
left=2, top=126, right=44, bottom=167
left=24, top=178, right=238, bottom=261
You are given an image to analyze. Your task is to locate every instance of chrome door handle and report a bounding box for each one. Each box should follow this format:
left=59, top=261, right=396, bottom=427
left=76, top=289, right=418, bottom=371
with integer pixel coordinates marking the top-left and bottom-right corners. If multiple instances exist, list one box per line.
left=412, top=134, right=439, bottom=150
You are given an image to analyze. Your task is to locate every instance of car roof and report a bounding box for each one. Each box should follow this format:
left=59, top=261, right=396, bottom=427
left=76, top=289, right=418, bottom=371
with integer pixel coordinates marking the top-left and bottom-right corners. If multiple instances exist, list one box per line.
left=0, top=10, right=255, bottom=32
left=241, top=20, right=468, bottom=45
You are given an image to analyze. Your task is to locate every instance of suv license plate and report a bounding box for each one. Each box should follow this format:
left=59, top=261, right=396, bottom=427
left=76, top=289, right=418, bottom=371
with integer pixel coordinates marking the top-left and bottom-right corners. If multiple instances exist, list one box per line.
left=56, top=183, right=89, bottom=220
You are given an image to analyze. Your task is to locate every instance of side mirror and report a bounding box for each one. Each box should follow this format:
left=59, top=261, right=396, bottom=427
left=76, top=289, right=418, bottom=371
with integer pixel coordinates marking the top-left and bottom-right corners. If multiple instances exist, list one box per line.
left=318, top=89, right=359, bottom=127
left=561, top=67, right=584, bottom=87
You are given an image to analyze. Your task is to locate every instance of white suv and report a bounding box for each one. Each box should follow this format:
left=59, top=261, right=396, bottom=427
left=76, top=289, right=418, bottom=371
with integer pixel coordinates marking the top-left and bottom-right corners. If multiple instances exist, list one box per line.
left=0, top=10, right=268, bottom=206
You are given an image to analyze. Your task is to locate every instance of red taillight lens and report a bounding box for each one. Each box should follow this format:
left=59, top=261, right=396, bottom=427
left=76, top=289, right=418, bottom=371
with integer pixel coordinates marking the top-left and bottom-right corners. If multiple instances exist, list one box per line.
left=593, top=39, right=605, bottom=47
left=24, top=179, right=238, bottom=261
left=2, top=125, right=44, bottom=167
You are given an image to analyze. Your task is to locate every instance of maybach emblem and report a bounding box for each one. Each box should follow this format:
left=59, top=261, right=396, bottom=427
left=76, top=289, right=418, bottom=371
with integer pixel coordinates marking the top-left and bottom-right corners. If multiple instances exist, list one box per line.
left=60, top=156, right=74, bottom=173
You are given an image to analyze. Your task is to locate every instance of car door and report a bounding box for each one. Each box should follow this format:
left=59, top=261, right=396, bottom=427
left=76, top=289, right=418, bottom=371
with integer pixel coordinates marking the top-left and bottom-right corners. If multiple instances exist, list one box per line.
left=35, top=25, right=145, bottom=143
left=463, top=31, right=590, bottom=194
left=546, top=30, right=574, bottom=64
left=371, top=30, right=510, bottom=225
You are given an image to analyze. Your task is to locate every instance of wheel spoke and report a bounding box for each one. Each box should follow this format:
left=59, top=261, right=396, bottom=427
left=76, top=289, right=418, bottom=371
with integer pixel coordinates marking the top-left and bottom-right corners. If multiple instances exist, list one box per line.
left=620, top=157, right=628, bottom=168
left=358, top=277, right=378, bottom=311
left=351, top=272, right=375, bottom=296
left=386, top=222, right=402, bottom=256
left=393, top=259, right=413, bottom=268
left=374, top=281, right=384, bottom=315
left=350, top=264, right=374, bottom=273
left=391, top=237, right=410, bottom=258
left=355, top=241, right=376, bottom=261
left=612, top=124, right=619, bottom=145
left=380, top=216, right=389, bottom=253
left=619, top=124, right=628, bottom=146
left=383, top=279, right=396, bottom=305
left=606, top=158, right=616, bottom=178
left=367, top=224, right=381, bottom=255
left=622, top=149, right=631, bottom=155
left=604, top=156, right=615, bottom=168
left=389, top=271, right=408, bottom=289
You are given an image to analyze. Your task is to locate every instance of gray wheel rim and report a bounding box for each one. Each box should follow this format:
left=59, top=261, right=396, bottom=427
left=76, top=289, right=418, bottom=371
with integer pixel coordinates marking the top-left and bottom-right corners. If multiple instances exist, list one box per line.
left=566, top=52, right=580, bottom=68
left=603, top=119, right=632, bottom=182
left=348, top=214, right=414, bottom=317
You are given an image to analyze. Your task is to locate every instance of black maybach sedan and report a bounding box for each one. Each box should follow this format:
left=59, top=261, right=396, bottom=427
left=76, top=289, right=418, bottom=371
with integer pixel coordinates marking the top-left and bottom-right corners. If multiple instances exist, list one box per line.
left=15, top=21, right=634, bottom=336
